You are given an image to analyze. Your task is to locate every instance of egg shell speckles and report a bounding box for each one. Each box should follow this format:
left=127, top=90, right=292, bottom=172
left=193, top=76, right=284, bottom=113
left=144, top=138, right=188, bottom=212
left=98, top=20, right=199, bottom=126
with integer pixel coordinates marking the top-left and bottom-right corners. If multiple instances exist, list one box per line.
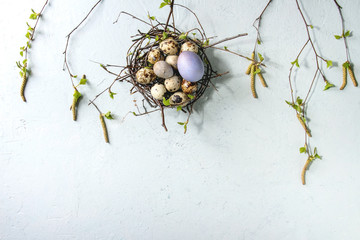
left=181, top=41, right=198, bottom=53
left=169, top=92, right=189, bottom=106
left=181, top=79, right=197, bottom=94
left=160, top=38, right=179, bottom=55
left=153, top=61, right=174, bottom=79
left=165, top=76, right=181, bottom=92
left=135, top=68, right=156, bottom=84
left=151, top=83, right=167, bottom=100
left=165, top=55, right=178, bottom=69
left=177, top=51, right=204, bottom=82
left=147, top=49, right=163, bottom=64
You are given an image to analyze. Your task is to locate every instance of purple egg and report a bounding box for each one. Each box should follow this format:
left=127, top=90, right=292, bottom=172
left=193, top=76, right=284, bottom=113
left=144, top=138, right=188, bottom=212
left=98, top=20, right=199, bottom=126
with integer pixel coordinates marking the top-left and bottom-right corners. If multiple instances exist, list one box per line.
left=177, top=51, right=204, bottom=82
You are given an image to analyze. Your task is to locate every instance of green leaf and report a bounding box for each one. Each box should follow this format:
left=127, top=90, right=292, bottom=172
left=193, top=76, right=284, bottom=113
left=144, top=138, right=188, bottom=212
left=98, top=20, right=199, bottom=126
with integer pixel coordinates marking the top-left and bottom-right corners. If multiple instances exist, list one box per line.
left=177, top=122, right=185, bottom=125
left=148, top=14, right=155, bottom=21
left=202, top=39, right=209, bottom=47
left=22, top=59, right=27, bottom=65
left=177, top=106, right=182, bottom=111
left=326, top=60, right=333, bottom=68
left=258, top=53, right=264, bottom=62
left=73, top=90, right=81, bottom=100
left=294, top=105, right=301, bottom=113
left=20, top=51, right=23, bottom=57
left=79, top=77, right=87, bottom=85
left=162, top=32, right=168, bottom=40
left=342, top=61, right=350, bottom=69
left=73, top=75, right=78, bottom=78
left=145, top=34, right=150, bottom=39
left=344, top=30, right=351, bottom=37
left=179, top=33, right=187, bottom=40
left=257, top=39, right=261, bottom=45
left=29, top=13, right=37, bottom=20
left=155, top=35, right=159, bottom=41
left=25, top=32, right=31, bottom=39
left=285, top=100, right=293, bottom=106
left=299, top=147, right=306, bottom=154
left=291, top=59, right=299, bottom=67
left=314, top=153, right=321, bottom=159
left=334, top=35, right=342, bottom=40
left=296, top=96, right=303, bottom=105
left=132, top=112, right=137, bottom=116
left=254, top=68, right=261, bottom=75
left=159, top=2, right=167, bottom=8
left=105, top=111, right=114, bottom=120
left=192, top=32, right=196, bottom=36
left=184, top=123, right=187, bottom=132
left=224, top=46, right=228, bottom=50
left=16, top=61, right=22, bottom=69
left=187, top=94, right=194, bottom=100
left=323, top=82, right=335, bottom=91
left=109, top=91, right=117, bottom=99
left=309, top=25, right=314, bottom=29
left=163, top=97, right=170, bottom=106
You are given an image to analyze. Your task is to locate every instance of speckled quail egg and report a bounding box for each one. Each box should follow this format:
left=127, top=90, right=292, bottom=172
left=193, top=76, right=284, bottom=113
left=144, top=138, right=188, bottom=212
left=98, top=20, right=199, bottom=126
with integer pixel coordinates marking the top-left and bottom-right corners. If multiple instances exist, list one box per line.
left=169, top=92, right=189, bottom=106
left=151, top=83, right=167, bottom=100
left=181, top=41, right=198, bottom=53
left=181, top=79, right=197, bottom=94
left=165, top=55, right=178, bottom=69
left=153, top=61, right=174, bottom=79
left=159, top=37, right=179, bottom=55
left=147, top=49, right=163, bottom=64
left=164, top=76, right=181, bottom=92
left=135, top=68, right=156, bottom=84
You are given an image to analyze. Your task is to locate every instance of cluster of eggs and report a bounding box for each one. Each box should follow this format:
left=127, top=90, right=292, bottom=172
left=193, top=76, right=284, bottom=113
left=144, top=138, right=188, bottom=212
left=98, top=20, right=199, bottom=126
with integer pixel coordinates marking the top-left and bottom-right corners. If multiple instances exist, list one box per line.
left=135, top=37, right=204, bottom=106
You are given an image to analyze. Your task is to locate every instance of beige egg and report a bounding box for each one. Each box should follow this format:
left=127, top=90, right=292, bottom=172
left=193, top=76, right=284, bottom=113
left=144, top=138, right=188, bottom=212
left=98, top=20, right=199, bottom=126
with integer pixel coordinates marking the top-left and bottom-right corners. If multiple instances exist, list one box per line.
left=153, top=61, right=174, bottom=79
left=164, top=76, right=181, bottom=92
left=160, top=37, right=179, bottom=55
left=165, top=55, right=178, bottom=69
left=181, top=79, right=197, bottom=94
left=151, top=83, right=167, bottom=100
left=181, top=41, right=198, bottom=53
left=147, top=49, right=163, bottom=64
left=169, top=92, right=189, bottom=106
left=135, top=68, right=156, bottom=84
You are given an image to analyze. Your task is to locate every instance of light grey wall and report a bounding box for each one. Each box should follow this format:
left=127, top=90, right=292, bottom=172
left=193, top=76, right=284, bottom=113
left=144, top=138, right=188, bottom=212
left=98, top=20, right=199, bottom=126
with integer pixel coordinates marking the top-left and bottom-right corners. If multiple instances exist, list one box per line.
left=1, top=0, right=360, bottom=239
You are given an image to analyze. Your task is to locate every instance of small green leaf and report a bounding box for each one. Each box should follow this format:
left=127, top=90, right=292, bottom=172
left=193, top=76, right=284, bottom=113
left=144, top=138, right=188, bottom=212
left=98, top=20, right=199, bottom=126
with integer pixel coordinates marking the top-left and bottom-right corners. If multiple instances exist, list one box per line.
left=309, top=25, right=314, bottom=29
left=148, top=14, right=155, bottom=21
left=29, top=13, right=37, bottom=20
left=79, top=77, right=87, bottom=85
left=257, top=39, right=261, bottom=45
left=145, top=34, right=150, bottom=39
left=296, top=97, right=303, bottom=105
left=73, top=90, right=82, bottom=100
left=155, top=35, right=159, bottom=41
left=177, top=106, right=182, bottom=111
left=258, top=53, right=264, bottom=62
left=323, top=82, right=335, bottom=91
left=334, top=35, right=342, bottom=40
left=342, top=62, right=350, bottom=69
left=187, top=94, right=194, bottom=100
left=159, top=2, right=167, bottom=8
left=344, top=30, right=351, bottom=37
left=291, top=59, right=299, bottom=67
left=25, top=32, right=31, bottom=39
left=16, top=61, right=22, bottom=69
left=73, top=75, right=78, bottom=78
left=23, top=59, right=27, bottom=65
left=105, top=111, right=114, bottom=120
left=299, top=147, right=306, bottom=154
left=314, top=153, right=321, bottom=159
left=253, top=68, right=261, bottom=74
left=163, top=97, right=170, bottom=106
left=20, top=51, right=23, bottom=57
left=109, top=91, right=117, bottom=99
left=177, top=122, right=185, bottom=125
left=224, top=46, right=228, bottom=50
left=192, top=32, right=196, bottom=36
left=326, top=60, right=333, bottom=68
left=179, top=33, right=187, bottom=40
left=202, top=39, right=209, bottom=47
left=184, top=123, right=187, bottom=132
left=162, top=32, right=168, bottom=40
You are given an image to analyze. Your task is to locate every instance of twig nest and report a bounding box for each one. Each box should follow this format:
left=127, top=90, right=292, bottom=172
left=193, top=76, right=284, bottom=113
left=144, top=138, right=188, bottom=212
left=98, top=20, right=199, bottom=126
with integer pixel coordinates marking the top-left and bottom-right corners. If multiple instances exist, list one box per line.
left=181, top=41, right=198, bottom=53
left=160, top=37, right=179, bottom=55
left=165, top=75, right=181, bottom=92
left=136, top=68, right=156, bottom=84
left=151, top=83, right=167, bottom=100
left=181, top=79, right=197, bottom=94
left=177, top=51, right=204, bottom=82
left=169, top=92, right=189, bottom=106
left=153, top=60, right=174, bottom=79
left=165, top=55, right=178, bottom=69
left=147, top=49, right=163, bottom=64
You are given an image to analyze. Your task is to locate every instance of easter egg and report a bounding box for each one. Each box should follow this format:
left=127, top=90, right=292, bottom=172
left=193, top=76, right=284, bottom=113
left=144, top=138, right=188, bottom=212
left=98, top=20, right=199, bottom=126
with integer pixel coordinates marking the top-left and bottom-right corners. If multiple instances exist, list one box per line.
left=177, top=51, right=204, bottom=82
left=153, top=61, right=174, bottom=79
